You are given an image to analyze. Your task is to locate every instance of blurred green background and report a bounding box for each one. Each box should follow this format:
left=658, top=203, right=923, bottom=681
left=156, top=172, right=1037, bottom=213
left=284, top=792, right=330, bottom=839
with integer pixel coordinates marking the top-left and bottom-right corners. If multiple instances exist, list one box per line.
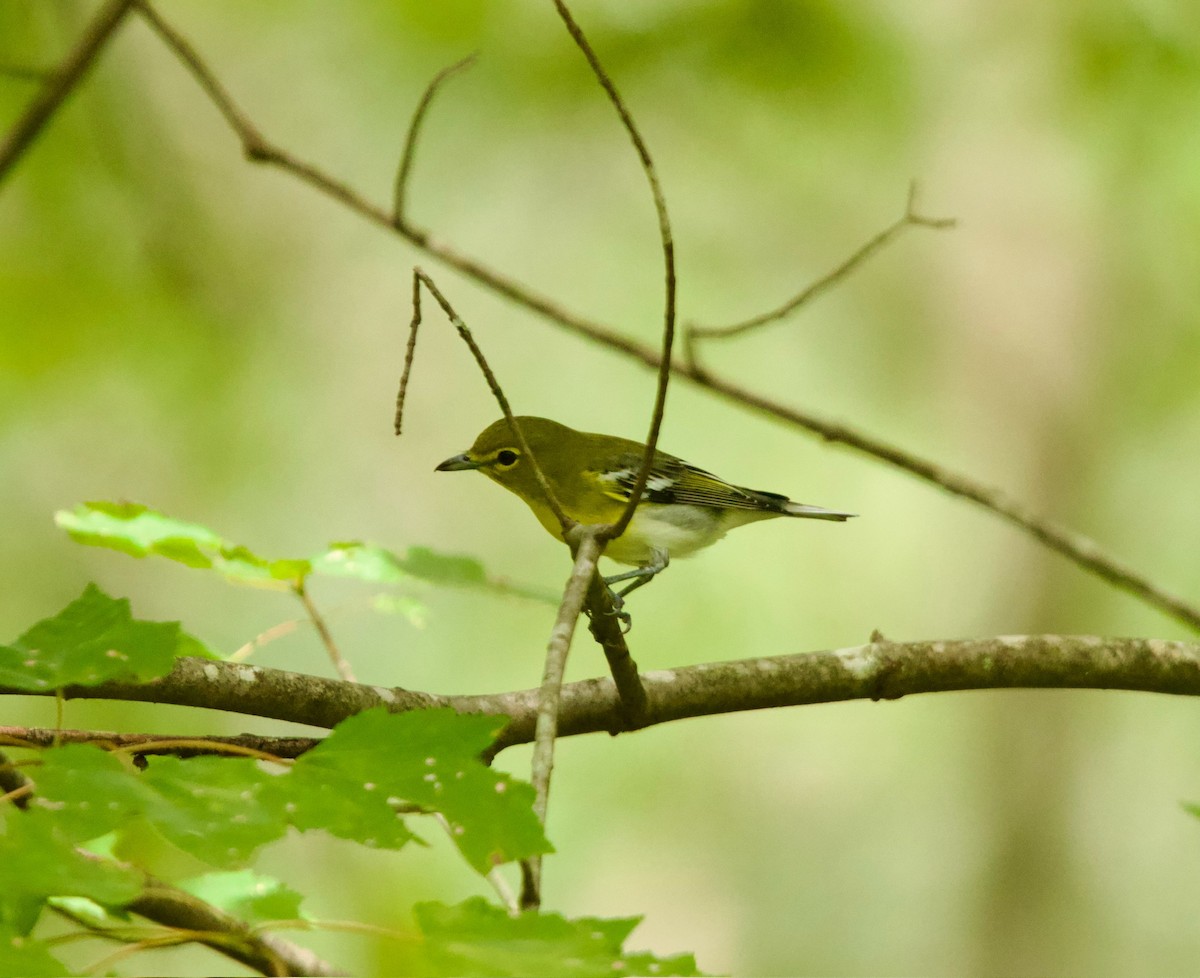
left=3, top=1, right=1200, bottom=974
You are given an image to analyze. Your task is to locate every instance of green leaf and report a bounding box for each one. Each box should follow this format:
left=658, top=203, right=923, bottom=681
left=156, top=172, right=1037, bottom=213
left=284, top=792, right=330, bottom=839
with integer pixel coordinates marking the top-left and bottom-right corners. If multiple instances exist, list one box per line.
left=0, top=584, right=209, bottom=692
left=46, top=895, right=129, bottom=929
left=178, top=870, right=304, bottom=923
left=412, top=898, right=703, bottom=977
left=137, top=756, right=288, bottom=868
left=313, top=541, right=416, bottom=584
left=313, top=541, right=557, bottom=604
left=395, top=546, right=488, bottom=586
left=55, top=501, right=309, bottom=585
left=0, top=812, right=142, bottom=935
left=371, top=593, right=429, bottom=628
left=0, top=929, right=74, bottom=978
left=34, top=746, right=285, bottom=869
left=56, top=503, right=555, bottom=603
left=30, top=744, right=149, bottom=839
left=269, top=764, right=420, bottom=852
left=288, top=709, right=549, bottom=872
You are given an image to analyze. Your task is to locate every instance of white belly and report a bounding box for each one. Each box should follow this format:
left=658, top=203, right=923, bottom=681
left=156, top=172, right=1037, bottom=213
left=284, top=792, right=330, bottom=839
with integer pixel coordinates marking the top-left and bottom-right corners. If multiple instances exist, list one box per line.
left=603, top=504, right=736, bottom=565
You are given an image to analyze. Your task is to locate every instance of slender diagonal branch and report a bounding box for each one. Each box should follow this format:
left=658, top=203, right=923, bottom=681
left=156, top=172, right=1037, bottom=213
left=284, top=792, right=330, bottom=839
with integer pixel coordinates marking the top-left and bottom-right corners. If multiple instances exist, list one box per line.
left=521, top=526, right=605, bottom=910
left=295, top=581, right=355, bottom=682
left=550, top=0, right=676, bottom=540
left=0, top=0, right=138, bottom=184
left=130, top=4, right=1200, bottom=634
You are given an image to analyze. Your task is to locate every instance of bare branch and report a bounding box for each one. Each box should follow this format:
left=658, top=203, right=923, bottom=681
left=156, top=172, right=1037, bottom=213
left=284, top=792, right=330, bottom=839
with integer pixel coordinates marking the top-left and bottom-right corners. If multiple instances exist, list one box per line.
left=1, top=726, right=321, bottom=758
left=230, top=615, right=304, bottom=662
left=127, top=881, right=345, bottom=977
left=492, top=292, right=1200, bottom=633
left=582, top=574, right=648, bottom=728
left=521, top=526, right=606, bottom=910
left=395, top=33, right=653, bottom=728
left=685, top=182, right=954, bottom=353
left=6, top=637, right=1200, bottom=753
left=0, top=0, right=137, bottom=184
left=392, top=53, right=477, bottom=227
left=550, top=0, right=676, bottom=540
left=485, top=633, right=1200, bottom=752
left=1, top=656, right=421, bottom=728
left=0, top=749, right=30, bottom=801
left=135, top=1, right=391, bottom=225
left=130, top=4, right=1200, bottom=633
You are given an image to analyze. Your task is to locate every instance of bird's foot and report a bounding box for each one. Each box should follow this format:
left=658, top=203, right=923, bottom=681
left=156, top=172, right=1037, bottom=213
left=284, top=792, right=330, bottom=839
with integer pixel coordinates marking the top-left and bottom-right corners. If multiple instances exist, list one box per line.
left=606, top=586, right=632, bottom=633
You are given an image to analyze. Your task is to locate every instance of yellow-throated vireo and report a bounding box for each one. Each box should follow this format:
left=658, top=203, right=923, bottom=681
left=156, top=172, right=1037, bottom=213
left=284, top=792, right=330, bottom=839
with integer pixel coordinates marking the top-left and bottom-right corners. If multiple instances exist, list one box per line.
left=436, top=417, right=856, bottom=614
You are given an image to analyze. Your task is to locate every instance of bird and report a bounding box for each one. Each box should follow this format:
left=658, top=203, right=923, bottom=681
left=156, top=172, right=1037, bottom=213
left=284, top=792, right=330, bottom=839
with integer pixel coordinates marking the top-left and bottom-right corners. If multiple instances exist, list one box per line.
left=435, top=416, right=855, bottom=617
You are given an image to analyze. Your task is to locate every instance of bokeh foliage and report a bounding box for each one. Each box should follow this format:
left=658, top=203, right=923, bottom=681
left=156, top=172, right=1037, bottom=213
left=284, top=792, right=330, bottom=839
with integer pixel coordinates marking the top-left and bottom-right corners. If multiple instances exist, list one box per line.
left=2, top=0, right=1199, bottom=974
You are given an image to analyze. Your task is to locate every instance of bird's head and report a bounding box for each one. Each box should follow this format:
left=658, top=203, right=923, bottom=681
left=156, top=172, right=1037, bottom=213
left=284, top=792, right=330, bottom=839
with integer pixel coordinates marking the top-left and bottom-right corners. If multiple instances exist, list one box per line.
left=435, top=416, right=571, bottom=497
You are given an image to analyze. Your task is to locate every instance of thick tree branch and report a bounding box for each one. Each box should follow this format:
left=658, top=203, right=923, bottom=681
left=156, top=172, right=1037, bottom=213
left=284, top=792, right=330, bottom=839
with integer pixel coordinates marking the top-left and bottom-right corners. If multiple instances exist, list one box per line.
left=0, top=0, right=137, bottom=184
left=3, top=655, right=429, bottom=727
left=125, top=3, right=1199, bottom=635
left=5, top=636, right=1199, bottom=755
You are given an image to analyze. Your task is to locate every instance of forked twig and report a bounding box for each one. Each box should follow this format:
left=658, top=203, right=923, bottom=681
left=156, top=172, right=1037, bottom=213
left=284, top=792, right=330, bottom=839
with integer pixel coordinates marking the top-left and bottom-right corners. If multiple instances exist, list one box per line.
left=396, top=268, right=572, bottom=532
left=686, top=181, right=954, bottom=355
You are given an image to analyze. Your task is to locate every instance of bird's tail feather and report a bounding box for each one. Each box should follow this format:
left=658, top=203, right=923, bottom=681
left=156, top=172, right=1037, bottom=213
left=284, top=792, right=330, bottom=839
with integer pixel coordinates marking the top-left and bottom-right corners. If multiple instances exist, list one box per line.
left=781, top=501, right=856, bottom=521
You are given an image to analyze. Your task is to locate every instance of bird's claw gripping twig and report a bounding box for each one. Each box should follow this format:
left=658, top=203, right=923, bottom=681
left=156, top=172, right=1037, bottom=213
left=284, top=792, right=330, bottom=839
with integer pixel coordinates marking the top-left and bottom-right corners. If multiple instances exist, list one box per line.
left=597, top=584, right=632, bottom=633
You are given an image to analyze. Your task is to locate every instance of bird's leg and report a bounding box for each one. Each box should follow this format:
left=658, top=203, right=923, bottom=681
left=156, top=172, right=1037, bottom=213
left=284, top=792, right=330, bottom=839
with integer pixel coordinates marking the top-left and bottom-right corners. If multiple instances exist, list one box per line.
left=603, top=548, right=670, bottom=593
left=601, top=549, right=669, bottom=630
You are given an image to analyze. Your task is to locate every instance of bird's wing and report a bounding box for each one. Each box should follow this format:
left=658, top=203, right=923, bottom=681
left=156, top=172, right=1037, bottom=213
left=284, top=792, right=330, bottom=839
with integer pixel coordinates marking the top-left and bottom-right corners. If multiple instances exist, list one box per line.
left=593, top=451, right=782, bottom=512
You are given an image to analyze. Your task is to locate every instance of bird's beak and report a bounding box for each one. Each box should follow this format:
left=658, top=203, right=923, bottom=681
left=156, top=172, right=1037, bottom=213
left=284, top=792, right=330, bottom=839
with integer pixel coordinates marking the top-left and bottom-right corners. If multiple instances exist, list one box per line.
left=435, top=452, right=482, bottom=472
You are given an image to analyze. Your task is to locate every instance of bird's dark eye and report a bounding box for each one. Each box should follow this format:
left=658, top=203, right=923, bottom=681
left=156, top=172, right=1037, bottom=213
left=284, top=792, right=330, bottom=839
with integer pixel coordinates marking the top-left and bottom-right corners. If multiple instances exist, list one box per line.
left=496, top=450, right=519, bottom=467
